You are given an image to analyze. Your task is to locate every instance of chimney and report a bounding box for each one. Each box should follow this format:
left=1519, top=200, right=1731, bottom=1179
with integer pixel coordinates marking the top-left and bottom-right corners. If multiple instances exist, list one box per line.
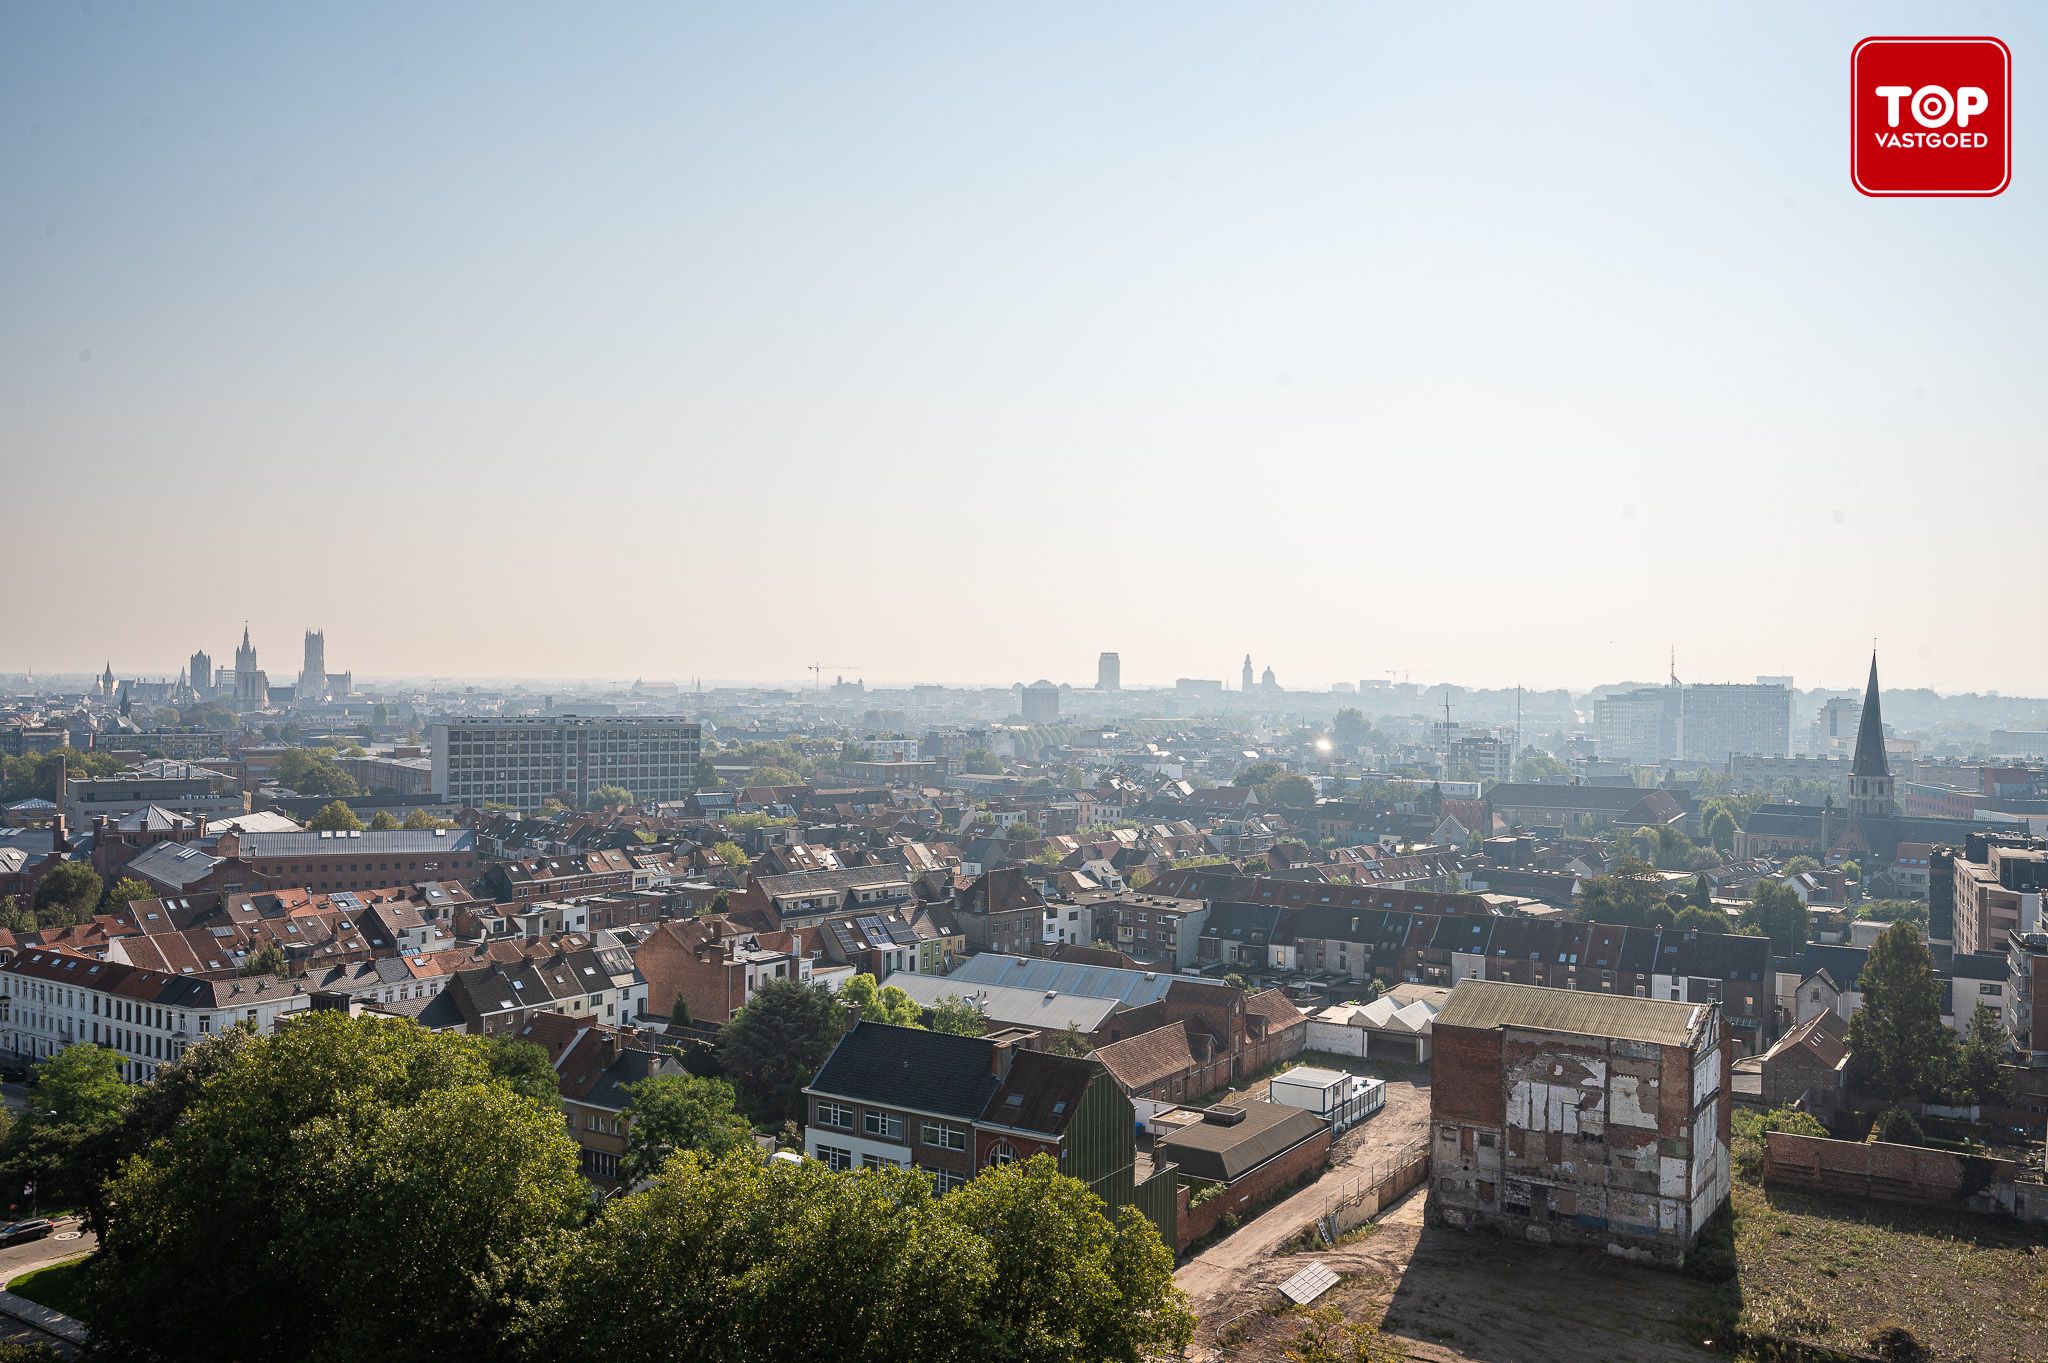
left=989, top=1037, right=1015, bottom=1082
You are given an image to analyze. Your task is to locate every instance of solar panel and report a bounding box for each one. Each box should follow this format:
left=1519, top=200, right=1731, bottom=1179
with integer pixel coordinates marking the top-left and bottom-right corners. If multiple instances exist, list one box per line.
left=1278, top=1261, right=1339, bottom=1306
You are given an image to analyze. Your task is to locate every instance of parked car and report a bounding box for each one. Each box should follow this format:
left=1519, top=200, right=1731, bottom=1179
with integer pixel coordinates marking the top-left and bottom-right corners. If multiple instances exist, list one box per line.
left=0, top=1064, right=29, bottom=1083
left=0, top=1220, right=55, bottom=1246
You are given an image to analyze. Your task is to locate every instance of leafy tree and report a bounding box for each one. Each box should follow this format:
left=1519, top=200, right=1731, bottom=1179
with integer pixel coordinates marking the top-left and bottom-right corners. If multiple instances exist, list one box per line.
left=402, top=807, right=451, bottom=830
left=1846, top=922, right=1956, bottom=1105
left=1331, top=708, right=1369, bottom=746
left=306, top=800, right=365, bottom=833
left=273, top=747, right=362, bottom=797
left=240, top=941, right=287, bottom=977
left=1781, top=855, right=1821, bottom=878
left=1576, top=859, right=1666, bottom=927
left=943, top=1154, right=1194, bottom=1363
left=1740, top=881, right=1810, bottom=960
left=104, top=876, right=154, bottom=908
left=619, top=1074, right=753, bottom=1186
left=718, top=979, right=847, bottom=1121
left=710, top=840, right=750, bottom=869
left=1511, top=751, right=1570, bottom=783
left=1857, top=898, right=1929, bottom=930
left=1281, top=1303, right=1409, bottom=1362
left=86, top=1013, right=585, bottom=1363
left=32, top=861, right=102, bottom=924
left=1264, top=773, right=1317, bottom=808
left=841, top=974, right=922, bottom=1028
left=669, top=991, right=692, bottom=1025
left=1045, top=1023, right=1093, bottom=1058
left=1873, top=1108, right=1927, bottom=1145
left=0, top=748, right=120, bottom=803
left=1234, top=762, right=1282, bottom=790
left=1704, top=806, right=1738, bottom=854
left=589, top=783, right=635, bottom=809
left=1221, top=973, right=1250, bottom=992
left=927, top=994, right=985, bottom=1037
left=963, top=748, right=1003, bottom=775
left=367, top=810, right=402, bottom=830
left=488, top=1035, right=562, bottom=1108
left=1955, top=1003, right=2010, bottom=1106
left=0, top=1045, right=134, bottom=1219
left=1004, top=822, right=1042, bottom=842
left=750, top=765, right=802, bottom=787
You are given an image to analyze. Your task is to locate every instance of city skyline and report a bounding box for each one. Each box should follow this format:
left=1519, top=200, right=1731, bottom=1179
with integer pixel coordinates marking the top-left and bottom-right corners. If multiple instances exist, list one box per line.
left=7, top=3, right=2045, bottom=689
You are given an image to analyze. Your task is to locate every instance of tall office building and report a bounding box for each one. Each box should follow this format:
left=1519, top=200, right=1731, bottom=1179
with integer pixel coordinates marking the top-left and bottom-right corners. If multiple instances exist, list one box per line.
left=1679, top=682, right=1791, bottom=763
left=1593, top=687, right=1680, bottom=766
left=1097, top=652, right=1120, bottom=691
left=430, top=715, right=701, bottom=813
left=1021, top=681, right=1061, bottom=725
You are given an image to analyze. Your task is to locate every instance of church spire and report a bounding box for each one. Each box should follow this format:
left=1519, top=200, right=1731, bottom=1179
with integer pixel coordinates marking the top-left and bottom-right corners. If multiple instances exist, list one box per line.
left=1851, top=652, right=1888, bottom=778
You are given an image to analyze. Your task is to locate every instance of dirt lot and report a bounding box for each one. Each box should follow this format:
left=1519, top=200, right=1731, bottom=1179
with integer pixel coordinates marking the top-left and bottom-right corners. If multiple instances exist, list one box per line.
left=1175, top=1057, right=1430, bottom=1310
left=1187, top=1190, right=1724, bottom=1363
left=1179, top=1056, right=1722, bottom=1363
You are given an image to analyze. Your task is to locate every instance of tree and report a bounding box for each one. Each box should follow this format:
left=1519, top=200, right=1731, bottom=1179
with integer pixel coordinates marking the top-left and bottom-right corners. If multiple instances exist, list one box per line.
left=1955, top=1003, right=2010, bottom=1106
left=367, top=810, right=402, bottom=830
left=103, top=876, right=153, bottom=908
left=1846, top=922, right=1956, bottom=1105
left=306, top=800, right=365, bottom=833
left=86, top=1013, right=585, bottom=1363
left=943, top=1154, right=1194, bottom=1363
left=1331, top=708, right=1369, bottom=746
left=1221, top=973, right=1250, bottom=992
left=963, top=748, right=1003, bottom=775
left=1781, top=855, right=1821, bottom=878
left=841, top=973, right=922, bottom=1028
left=1511, top=751, right=1570, bottom=784
left=240, top=941, right=287, bottom=978
left=1045, top=1023, right=1092, bottom=1058
left=1005, top=822, right=1043, bottom=842
left=927, top=994, right=985, bottom=1037
left=1234, top=762, right=1282, bottom=790
left=1704, top=806, right=1738, bottom=854
left=669, top=991, right=692, bottom=1025
left=0, top=1045, right=134, bottom=1219
left=710, top=840, right=750, bottom=869
left=402, top=807, right=451, bottom=830
left=589, top=783, right=635, bottom=809
left=750, top=764, right=802, bottom=787
left=619, top=1074, right=753, bottom=1186
left=32, top=861, right=101, bottom=925
left=1576, top=859, right=1666, bottom=927
left=718, top=979, right=847, bottom=1121
left=1741, top=881, right=1810, bottom=961
left=273, top=748, right=362, bottom=798
left=487, top=1035, right=562, bottom=1108
left=1263, top=774, right=1317, bottom=809
left=1282, top=1303, right=1409, bottom=1363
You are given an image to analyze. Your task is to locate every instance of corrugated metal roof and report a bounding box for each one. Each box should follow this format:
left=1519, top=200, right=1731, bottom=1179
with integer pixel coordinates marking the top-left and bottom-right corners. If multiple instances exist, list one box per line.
left=1435, top=978, right=1702, bottom=1047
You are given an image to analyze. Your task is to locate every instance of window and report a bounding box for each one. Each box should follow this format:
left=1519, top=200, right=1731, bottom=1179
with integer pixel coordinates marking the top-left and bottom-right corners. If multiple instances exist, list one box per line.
left=986, top=1140, right=1019, bottom=1168
left=816, top=1101, right=853, bottom=1130
left=931, top=1168, right=967, bottom=1194
left=922, top=1122, right=966, bottom=1151
left=816, top=1145, right=853, bottom=1172
left=864, top=1110, right=904, bottom=1141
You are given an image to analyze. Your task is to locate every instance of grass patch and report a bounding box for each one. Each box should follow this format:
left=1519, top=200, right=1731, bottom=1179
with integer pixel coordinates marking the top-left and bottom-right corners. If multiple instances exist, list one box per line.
left=7, top=1256, right=92, bottom=1321
left=1727, top=1180, right=2048, bottom=1363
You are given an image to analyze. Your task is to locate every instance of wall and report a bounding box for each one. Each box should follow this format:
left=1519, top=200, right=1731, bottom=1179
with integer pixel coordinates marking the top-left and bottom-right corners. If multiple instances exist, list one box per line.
left=1763, top=1131, right=2045, bottom=1222
left=1172, top=1123, right=1334, bottom=1252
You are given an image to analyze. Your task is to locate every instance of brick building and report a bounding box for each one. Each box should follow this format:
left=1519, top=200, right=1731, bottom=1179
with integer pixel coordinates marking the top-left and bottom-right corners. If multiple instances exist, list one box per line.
left=1430, top=979, right=1731, bottom=1265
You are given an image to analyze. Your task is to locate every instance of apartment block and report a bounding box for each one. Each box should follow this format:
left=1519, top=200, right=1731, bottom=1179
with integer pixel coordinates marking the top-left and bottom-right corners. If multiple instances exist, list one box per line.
left=429, top=716, right=700, bottom=813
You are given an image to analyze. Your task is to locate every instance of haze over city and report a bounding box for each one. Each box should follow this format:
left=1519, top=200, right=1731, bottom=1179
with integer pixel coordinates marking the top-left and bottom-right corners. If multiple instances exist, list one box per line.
left=6, top=2, right=2046, bottom=692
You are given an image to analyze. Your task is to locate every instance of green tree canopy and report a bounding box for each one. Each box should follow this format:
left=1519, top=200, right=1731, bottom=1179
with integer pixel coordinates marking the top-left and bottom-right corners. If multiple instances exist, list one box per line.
left=401, top=807, right=452, bottom=830
left=926, top=994, right=985, bottom=1037
left=104, top=876, right=154, bottom=908
left=524, top=1150, right=1192, bottom=1363
left=1511, top=751, right=1570, bottom=783
left=718, top=979, right=847, bottom=1121
left=1234, top=762, right=1282, bottom=790
left=306, top=799, right=365, bottom=833
left=32, top=861, right=102, bottom=924
left=1846, top=922, right=1956, bottom=1105
left=273, top=748, right=362, bottom=798
left=0, top=1045, right=134, bottom=1225
left=619, top=1074, right=752, bottom=1186
left=1263, top=774, right=1317, bottom=809
left=239, top=941, right=287, bottom=978
left=86, top=1012, right=585, bottom=1363
left=1330, top=708, right=1369, bottom=747
left=367, top=810, right=403, bottom=830
left=589, top=783, right=635, bottom=809
left=1955, top=1003, right=2010, bottom=1106
left=962, top=748, right=1003, bottom=775
left=1740, top=881, right=1810, bottom=961
left=487, top=1035, right=562, bottom=1108
left=710, top=839, right=750, bottom=869
left=839, top=974, right=922, bottom=1028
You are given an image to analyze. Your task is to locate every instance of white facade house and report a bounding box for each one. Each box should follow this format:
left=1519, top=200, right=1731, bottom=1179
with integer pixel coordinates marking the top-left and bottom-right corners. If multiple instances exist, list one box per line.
left=1, top=948, right=312, bottom=1082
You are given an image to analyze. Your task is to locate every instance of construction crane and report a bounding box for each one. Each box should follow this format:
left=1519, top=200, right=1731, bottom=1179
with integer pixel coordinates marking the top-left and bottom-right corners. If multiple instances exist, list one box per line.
left=808, top=663, right=858, bottom=690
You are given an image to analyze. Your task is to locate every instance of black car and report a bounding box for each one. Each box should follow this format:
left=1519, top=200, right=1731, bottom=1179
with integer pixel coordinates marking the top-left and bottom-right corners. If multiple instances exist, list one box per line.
left=0, top=1220, right=54, bottom=1246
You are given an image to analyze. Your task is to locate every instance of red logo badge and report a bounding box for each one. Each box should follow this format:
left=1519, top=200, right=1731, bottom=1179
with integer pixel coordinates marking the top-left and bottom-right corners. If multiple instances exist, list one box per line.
left=1852, top=37, right=2010, bottom=197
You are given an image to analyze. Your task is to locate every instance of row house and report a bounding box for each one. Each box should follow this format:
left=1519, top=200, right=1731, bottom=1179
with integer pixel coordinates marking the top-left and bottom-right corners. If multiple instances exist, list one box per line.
left=1, top=947, right=311, bottom=1081
left=1101, top=892, right=1209, bottom=968
left=482, top=851, right=639, bottom=904
left=730, top=864, right=919, bottom=928
left=514, top=1011, right=686, bottom=1185
left=421, top=938, right=646, bottom=1035
left=634, top=917, right=810, bottom=1024
left=802, top=1021, right=1178, bottom=1242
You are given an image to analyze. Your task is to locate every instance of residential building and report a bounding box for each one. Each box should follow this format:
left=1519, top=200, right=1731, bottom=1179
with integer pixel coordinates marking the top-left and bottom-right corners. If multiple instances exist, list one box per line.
left=801, top=1020, right=1178, bottom=1241
left=429, top=715, right=701, bottom=814
left=1680, top=682, right=1791, bottom=763
left=1593, top=688, right=1679, bottom=766
left=1756, top=1009, right=1848, bottom=1119
left=634, top=917, right=809, bottom=1023
left=1021, top=681, right=1060, bottom=725
left=1944, top=832, right=2047, bottom=957
left=1430, top=979, right=1731, bottom=1265
left=732, top=864, right=918, bottom=928
left=1102, top=891, right=1209, bottom=968
left=1, top=947, right=311, bottom=1080
left=512, top=1012, right=686, bottom=1185
left=954, top=866, right=1046, bottom=955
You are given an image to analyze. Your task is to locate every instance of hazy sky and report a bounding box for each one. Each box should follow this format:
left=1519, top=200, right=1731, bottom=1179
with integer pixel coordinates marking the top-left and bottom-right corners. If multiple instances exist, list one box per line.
left=5, top=3, right=2042, bottom=693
